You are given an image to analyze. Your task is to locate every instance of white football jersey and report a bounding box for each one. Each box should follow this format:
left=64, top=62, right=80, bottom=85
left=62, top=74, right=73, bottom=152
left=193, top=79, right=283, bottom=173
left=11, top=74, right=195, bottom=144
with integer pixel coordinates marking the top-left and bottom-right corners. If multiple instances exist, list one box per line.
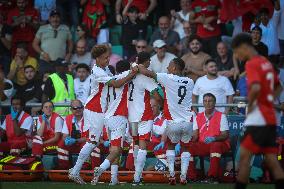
left=157, top=73, right=194, bottom=122
left=74, top=76, right=91, bottom=105
left=84, top=65, right=112, bottom=113
left=105, top=71, right=130, bottom=118
left=128, top=74, right=158, bottom=122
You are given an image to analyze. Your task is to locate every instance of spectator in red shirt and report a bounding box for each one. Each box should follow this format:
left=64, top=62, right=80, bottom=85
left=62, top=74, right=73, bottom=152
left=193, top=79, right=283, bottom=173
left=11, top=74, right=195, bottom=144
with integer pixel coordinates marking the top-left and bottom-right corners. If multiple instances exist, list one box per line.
left=190, top=0, right=221, bottom=58
left=7, top=0, right=39, bottom=57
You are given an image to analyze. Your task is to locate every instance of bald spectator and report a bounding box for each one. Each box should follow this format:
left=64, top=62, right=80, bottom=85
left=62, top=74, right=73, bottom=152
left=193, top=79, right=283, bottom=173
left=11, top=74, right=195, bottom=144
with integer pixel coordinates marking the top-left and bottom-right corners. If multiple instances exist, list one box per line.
left=182, top=35, right=211, bottom=82
left=70, top=39, right=92, bottom=72
left=149, top=39, right=176, bottom=73
left=215, top=42, right=235, bottom=78
left=150, top=16, right=180, bottom=53
left=32, top=10, right=73, bottom=75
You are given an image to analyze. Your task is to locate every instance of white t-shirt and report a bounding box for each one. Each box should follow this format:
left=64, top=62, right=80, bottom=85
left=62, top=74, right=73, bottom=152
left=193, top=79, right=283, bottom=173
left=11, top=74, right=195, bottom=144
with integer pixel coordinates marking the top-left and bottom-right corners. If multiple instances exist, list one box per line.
left=1, top=111, right=33, bottom=136
left=193, top=112, right=229, bottom=131
left=71, top=52, right=92, bottom=66
left=278, top=0, right=284, bottom=40
left=150, top=52, right=176, bottom=73
left=74, top=76, right=91, bottom=105
left=173, top=11, right=190, bottom=39
left=36, top=115, right=63, bottom=133
left=85, top=65, right=113, bottom=113
left=105, top=71, right=130, bottom=118
left=128, top=74, right=158, bottom=122
left=193, top=75, right=235, bottom=113
left=157, top=73, right=194, bottom=122
left=61, top=117, right=84, bottom=135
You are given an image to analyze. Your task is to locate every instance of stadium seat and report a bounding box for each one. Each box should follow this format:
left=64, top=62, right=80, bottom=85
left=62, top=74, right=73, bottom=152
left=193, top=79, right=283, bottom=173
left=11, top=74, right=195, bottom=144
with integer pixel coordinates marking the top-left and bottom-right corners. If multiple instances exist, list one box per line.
left=110, top=25, right=122, bottom=45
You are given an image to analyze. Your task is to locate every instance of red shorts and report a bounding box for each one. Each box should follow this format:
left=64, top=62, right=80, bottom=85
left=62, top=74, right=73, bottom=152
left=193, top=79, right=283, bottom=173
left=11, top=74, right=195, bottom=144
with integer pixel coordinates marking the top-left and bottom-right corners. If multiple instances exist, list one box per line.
left=241, top=126, right=278, bottom=154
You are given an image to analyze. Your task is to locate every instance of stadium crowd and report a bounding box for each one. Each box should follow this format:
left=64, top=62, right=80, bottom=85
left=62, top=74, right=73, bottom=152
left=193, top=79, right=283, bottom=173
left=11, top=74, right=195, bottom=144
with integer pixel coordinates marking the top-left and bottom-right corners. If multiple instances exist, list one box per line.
left=0, top=0, right=284, bottom=186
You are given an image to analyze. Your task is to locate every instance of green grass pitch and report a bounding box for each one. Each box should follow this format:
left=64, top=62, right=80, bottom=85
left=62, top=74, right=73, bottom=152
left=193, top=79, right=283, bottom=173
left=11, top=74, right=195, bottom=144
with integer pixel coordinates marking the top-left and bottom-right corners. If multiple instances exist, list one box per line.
left=0, top=182, right=274, bottom=189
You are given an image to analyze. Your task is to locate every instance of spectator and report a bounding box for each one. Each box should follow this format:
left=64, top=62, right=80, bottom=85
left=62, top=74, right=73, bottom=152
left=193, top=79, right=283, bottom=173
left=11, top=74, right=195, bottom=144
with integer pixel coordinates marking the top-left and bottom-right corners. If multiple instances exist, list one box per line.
left=15, top=65, right=42, bottom=104
left=32, top=101, right=63, bottom=158
left=192, top=59, right=234, bottom=114
left=170, top=0, right=192, bottom=39
left=121, top=4, right=147, bottom=59
left=215, top=41, right=235, bottom=78
left=74, top=64, right=91, bottom=105
left=251, top=26, right=268, bottom=57
left=188, top=93, right=230, bottom=183
left=182, top=35, right=211, bottom=82
left=32, top=9, right=73, bottom=75
left=178, top=21, right=193, bottom=56
left=150, top=16, right=180, bottom=54
left=128, top=39, right=148, bottom=63
left=56, top=0, right=79, bottom=28
left=0, top=69, right=14, bottom=103
left=76, top=24, right=96, bottom=51
left=278, top=0, right=284, bottom=58
left=7, top=0, right=39, bottom=57
left=251, top=1, right=281, bottom=56
left=42, top=59, right=75, bottom=116
left=70, top=39, right=92, bottom=71
left=190, top=0, right=221, bottom=57
left=34, top=0, right=56, bottom=24
left=149, top=39, right=176, bottom=73
left=7, top=43, right=38, bottom=86
left=115, top=0, right=157, bottom=24
left=0, top=13, right=12, bottom=75
left=57, top=100, right=88, bottom=169
left=0, top=96, right=33, bottom=156
left=81, top=0, right=109, bottom=44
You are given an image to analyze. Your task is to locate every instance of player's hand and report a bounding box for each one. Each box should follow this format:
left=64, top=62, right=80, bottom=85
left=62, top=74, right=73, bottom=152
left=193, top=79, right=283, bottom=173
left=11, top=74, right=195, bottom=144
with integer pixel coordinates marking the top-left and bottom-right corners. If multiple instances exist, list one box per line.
left=154, top=141, right=165, bottom=151
left=10, top=107, right=18, bottom=120
left=204, top=137, right=215, bottom=144
left=65, top=136, right=77, bottom=146
left=116, top=14, right=123, bottom=24
left=103, top=140, right=110, bottom=148
left=175, top=143, right=181, bottom=155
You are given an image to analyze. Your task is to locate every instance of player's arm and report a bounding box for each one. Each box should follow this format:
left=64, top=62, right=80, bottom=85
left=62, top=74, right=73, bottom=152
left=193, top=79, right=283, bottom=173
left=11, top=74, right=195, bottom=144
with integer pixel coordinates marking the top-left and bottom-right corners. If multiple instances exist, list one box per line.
left=108, top=68, right=138, bottom=88
left=247, top=83, right=261, bottom=113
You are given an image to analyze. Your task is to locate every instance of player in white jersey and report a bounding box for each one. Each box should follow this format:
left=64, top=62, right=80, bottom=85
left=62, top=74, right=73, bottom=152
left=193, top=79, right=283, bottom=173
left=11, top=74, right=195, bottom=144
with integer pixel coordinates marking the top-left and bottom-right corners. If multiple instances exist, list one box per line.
left=138, top=57, right=194, bottom=185
left=91, top=60, right=131, bottom=185
left=128, top=52, right=162, bottom=185
left=69, top=45, right=138, bottom=184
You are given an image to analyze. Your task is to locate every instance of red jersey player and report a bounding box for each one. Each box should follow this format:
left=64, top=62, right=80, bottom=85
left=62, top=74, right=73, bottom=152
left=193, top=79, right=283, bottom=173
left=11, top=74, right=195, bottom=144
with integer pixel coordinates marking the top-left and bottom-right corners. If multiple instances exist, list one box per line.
left=232, top=33, right=284, bottom=189
left=138, top=57, right=194, bottom=185
left=69, top=45, right=137, bottom=184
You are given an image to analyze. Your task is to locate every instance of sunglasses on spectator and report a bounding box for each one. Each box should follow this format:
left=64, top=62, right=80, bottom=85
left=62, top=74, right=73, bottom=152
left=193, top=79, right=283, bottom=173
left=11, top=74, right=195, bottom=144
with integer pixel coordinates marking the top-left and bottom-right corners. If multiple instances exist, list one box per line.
left=71, top=106, right=83, bottom=110
left=54, top=30, right=58, bottom=38
left=136, top=46, right=146, bottom=49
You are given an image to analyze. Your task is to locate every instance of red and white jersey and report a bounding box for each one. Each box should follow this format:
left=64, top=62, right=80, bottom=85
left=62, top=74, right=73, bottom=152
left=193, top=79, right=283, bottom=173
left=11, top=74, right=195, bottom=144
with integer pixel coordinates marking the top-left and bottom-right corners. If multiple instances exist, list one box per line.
left=244, top=55, right=280, bottom=126
left=85, top=65, right=113, bottom=113
left=105, top=71, right=130, bottom=118
left=152, top=113, right=167, bottom=136
left=157, top=73, right=194, bottom=122
left=128, top=74, right=158, bottom=122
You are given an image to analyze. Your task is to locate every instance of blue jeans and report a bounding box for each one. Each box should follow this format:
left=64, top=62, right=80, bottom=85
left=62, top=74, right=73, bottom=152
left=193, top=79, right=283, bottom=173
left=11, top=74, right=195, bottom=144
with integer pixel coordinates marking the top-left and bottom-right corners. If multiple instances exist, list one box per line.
left=56, top=0, right=79, bottom=28
left=279, top=39, right=284, bottom=58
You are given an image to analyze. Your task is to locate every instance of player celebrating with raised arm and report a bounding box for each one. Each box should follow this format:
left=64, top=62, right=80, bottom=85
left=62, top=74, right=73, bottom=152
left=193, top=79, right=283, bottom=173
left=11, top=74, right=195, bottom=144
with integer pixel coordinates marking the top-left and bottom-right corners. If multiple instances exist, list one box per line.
left=129, top=52, right=162, bottom=186
left=231, top=33, right=284, bottom=189
left=69, top=45, right=138, bottom=184
left=91, top=60, right=133, bottom=185
left=138, top=57, right=194, bottom=185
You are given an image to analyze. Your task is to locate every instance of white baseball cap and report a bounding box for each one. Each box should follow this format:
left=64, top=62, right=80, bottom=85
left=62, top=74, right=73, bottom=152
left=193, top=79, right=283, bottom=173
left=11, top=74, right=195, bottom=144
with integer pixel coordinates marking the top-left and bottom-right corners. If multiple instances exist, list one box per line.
left=153, top=39, right=166, bottom=48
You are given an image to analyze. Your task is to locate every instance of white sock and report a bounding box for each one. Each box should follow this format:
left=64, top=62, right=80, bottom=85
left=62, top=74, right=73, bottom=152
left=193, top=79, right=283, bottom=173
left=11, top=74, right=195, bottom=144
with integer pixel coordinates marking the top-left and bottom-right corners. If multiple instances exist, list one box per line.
left=166, top=150, right=175, bottom=177
left=72, top=142, right=96, bottom=175
left=134, top=149, right=147, bottom=182
left=100, top=159, right=111, bottom=171
left=111, top=164, right=119, bottom=182
left=133, top=145, right=139, bottom=168
left=180, top=152, right=190, bottom=178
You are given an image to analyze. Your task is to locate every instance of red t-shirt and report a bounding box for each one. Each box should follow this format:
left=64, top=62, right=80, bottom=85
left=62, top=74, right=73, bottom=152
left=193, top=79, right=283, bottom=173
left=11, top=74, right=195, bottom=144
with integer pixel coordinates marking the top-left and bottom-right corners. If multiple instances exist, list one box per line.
left=122, top=0, right=149, bottom=13
left=191, top=0, right=221, bottom=38
left=245, top=56, right=279, bottom=126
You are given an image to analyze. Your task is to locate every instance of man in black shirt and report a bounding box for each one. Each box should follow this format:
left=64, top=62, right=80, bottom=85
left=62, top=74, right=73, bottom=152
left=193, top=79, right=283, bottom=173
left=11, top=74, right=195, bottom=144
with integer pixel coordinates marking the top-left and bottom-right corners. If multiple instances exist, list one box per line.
left=251, top=25, right=268, bottom=57
left=0, top=14, right=12, bottom=75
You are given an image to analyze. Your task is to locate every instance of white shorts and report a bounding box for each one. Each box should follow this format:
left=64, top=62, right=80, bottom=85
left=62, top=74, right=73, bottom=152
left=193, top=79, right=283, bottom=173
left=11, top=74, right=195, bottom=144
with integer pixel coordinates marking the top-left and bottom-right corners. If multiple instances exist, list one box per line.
left=104, top=116, right=127, bottom=147
left=84, top=109, right=105, bottom=143
left=166, top=121, right=193, bottom=144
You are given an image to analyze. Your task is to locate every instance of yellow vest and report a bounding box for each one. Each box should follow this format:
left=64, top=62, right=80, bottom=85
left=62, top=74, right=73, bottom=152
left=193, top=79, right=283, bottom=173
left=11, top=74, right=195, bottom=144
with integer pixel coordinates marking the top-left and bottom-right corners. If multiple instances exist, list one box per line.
left=49, top=73, right=75, bottom=116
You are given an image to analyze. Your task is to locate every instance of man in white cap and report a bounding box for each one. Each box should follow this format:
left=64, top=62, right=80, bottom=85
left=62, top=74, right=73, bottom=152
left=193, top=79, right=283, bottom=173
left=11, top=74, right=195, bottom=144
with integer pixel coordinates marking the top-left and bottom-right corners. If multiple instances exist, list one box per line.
left=150, top=39, right=176, bottom=73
